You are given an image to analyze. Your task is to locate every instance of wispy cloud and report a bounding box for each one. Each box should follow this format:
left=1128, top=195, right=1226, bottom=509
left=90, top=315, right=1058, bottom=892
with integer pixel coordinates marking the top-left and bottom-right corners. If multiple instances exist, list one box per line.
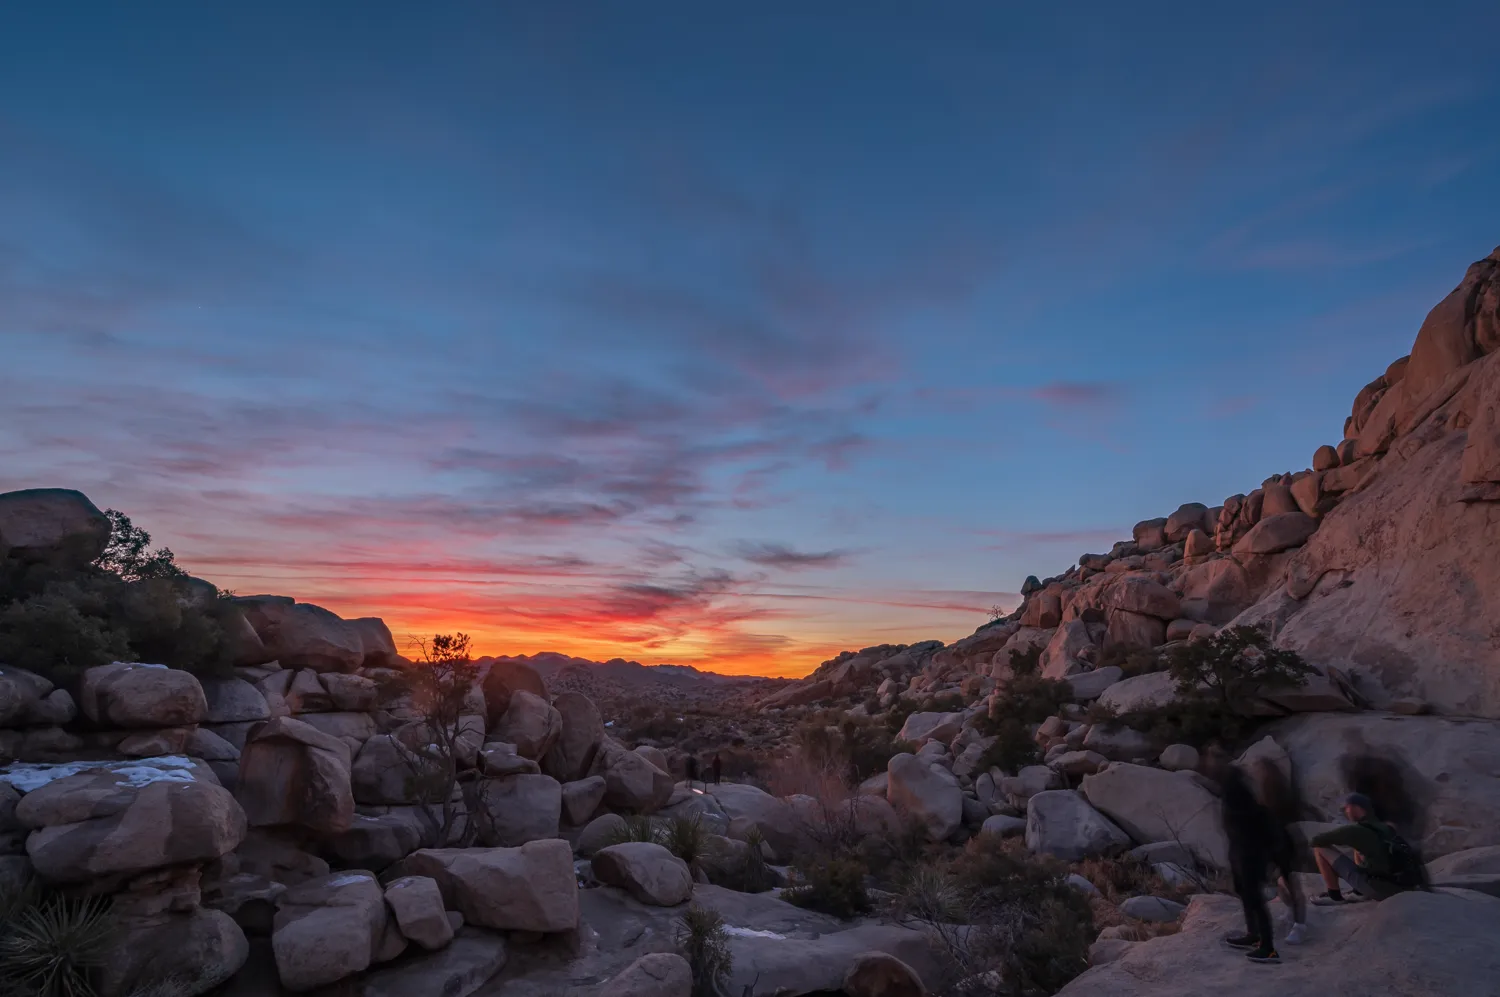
left=732, top=541, right=851, bottom=570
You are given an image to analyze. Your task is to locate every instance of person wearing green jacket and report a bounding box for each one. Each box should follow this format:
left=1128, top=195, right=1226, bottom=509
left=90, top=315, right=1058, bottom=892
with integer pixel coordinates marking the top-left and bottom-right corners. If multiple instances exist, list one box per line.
left=1310, top=793, right=1414, bottom=904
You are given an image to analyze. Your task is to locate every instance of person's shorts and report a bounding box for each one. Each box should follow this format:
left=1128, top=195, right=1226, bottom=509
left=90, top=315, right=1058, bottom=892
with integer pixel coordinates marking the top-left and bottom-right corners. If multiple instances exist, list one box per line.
left=1331, top=853, right=1374, bottom=895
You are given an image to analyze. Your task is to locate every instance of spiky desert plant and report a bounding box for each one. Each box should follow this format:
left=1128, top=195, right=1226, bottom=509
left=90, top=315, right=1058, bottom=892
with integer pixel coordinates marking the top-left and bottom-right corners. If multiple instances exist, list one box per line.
left=677, top=904, right=732, bottom=997
left=608, top=815, right=662, bottom=846
left=665, top=815, right=708, bottom=868
left=0, top=888, right=115, bottom=997
left=736, top=826, right=776, bottom=894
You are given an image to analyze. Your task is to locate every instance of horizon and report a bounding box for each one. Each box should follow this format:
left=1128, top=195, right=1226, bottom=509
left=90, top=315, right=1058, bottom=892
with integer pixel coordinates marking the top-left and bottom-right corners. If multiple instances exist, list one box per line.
left=4, top=4, right=1500, bottom=678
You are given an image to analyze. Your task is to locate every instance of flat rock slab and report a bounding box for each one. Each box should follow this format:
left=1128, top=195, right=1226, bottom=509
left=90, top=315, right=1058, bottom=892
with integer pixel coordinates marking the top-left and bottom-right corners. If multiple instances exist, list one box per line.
left=1056, top=889, right=1500, bottom=997
left=358, top=929, right=507, bottom=997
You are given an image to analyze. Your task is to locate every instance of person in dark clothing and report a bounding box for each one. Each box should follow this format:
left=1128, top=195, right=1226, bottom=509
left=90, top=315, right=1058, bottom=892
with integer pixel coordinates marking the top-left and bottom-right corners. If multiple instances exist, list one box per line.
left=711, top=752, right=723, bottom=785
left=685, top=755, right=700, bottom=790
left=1310, top=793, right=1422, bottom=904
left=1251, top=759, right=1307, bottom=944
left=1217, top=759, right=1284, bottom=963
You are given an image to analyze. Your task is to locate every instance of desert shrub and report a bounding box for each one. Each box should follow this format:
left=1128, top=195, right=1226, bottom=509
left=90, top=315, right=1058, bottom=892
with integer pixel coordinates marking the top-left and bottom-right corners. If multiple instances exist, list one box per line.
left=677, top=905, right=732, bottom=997
left=608, top=815, right=662, bottom=846
left=0, top=509, right=240, bottom=685
left=920, top=691, right=965, bottom=713
left=884, top=697, right=923, bottom=734
left=987, top=675, right=1071, bottom=727
left=1007, top=643, right=1042, bottom=678
left=734, top=827, right=777, bottom=894
left=1095, top=643, right=1159, bottom=677
left=784, top=857, right=872, bottom=920
left=1114, top=626, right=1314, bottom=748
left=976, top=717, right=1040, bottom=775
left=892, top=841, right=1093, bottom=996
left=795, top=715, right=912, bottom=784
left=0, top=877, right=116, bottom=997
left=664, top=815, right=708, bottom=868
left=1071, top=853, right=1197, bottom=907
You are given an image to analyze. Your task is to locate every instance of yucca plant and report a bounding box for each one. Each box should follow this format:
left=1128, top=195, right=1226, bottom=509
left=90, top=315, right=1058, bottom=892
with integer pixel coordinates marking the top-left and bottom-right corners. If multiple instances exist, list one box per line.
left=665, top=815, right=707, bottom=868
left=0, top=887, right=115, bottom=997
left=608, top=815, right=662, bottom=846
left=736, top=827, right=775, bottom=894
left=677, top=904, right=732, bottom=997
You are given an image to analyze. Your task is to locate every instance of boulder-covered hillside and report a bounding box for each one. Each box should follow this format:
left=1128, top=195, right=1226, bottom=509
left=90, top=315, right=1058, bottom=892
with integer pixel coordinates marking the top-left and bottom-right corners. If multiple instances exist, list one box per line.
left=1, top=246, right=1498, bottom=997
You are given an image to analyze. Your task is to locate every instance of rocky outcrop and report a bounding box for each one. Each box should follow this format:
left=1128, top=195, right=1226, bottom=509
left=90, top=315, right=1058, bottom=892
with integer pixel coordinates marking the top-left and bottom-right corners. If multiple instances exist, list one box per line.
left=236, top=597, right=394, bottom=673
left=396, top=840, right=579, bottom=933
left=236, top=716, right=354, bottom=834
left=1081, top=763, right=1229, bottom=867
left=541, top=691, right=603, bottom=781
left=13, top=756, right=245, bottom=882
left=474, top=773, right=561, bottom=846
left=591, top=738, right=674, bottom=813
left=886, top=752, right=962, bottom=841
left=383, top=875, right=454, bottom=951
left=272, top=871, right=393, bottom=991
left=0, top=487, right=111, bottom=566
left=79, top=662, right=207, bottom=728
left=1025, top=790, right=1131, bottom=860
left=592, top=842, right=694, bottom=906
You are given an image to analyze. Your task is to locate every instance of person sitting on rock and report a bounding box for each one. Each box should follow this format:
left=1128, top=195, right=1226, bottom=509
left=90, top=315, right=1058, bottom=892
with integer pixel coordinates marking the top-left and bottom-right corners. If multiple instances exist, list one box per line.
left=1310, top=793, right=1425, bottom=905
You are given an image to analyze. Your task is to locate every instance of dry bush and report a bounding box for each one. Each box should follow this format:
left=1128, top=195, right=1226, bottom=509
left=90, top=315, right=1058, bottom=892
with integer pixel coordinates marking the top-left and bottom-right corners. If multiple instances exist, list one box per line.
left=1070, top=853, right=1197, bottom=908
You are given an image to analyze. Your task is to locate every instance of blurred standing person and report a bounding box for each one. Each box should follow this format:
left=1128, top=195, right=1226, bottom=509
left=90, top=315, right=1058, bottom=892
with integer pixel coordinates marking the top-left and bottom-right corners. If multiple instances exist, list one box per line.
left=711, top=751, right=723, bottom=785
left=685, top=755, right=700, bottom=791
left=1252, top=759, right=1308, bottom=944
left=1203, top=746, right=1283, bottom=963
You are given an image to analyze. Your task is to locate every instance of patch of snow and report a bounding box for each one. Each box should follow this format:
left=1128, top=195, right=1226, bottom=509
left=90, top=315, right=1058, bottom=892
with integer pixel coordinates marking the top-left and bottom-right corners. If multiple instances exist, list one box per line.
left=0, top=760, right=111, bottom=792
left=723, top=925, right=786, bottom=940
left=327, top=873, right=374, bottom=888
left=0, top=755, right=199, bottom=793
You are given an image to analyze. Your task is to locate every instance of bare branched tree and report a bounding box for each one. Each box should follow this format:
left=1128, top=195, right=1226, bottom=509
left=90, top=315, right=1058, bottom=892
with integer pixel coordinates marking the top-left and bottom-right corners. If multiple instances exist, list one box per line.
left=378, top=633, right=485, bottom=847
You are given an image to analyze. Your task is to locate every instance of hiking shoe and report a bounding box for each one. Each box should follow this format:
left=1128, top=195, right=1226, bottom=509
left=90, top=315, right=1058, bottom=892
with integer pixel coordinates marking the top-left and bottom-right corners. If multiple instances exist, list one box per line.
left=1311, top=891, right=1351, bottom=906
left=1224, top=933, right=1260, bottom=949
left=1247, top=947, right=1281, bottom=964
left=1284, top=923, right=1307, bottom=945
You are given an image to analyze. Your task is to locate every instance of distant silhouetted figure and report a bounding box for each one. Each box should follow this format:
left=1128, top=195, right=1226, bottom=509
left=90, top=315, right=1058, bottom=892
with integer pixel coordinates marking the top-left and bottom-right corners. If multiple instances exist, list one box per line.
left=685, top=755, right=700, bottom=789
left=711, top=752, right=722, bottom=785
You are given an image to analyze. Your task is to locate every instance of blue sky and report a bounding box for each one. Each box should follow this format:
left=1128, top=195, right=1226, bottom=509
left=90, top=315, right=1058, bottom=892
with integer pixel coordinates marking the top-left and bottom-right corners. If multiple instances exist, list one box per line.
left=2, top=3, right=1498, bottom=673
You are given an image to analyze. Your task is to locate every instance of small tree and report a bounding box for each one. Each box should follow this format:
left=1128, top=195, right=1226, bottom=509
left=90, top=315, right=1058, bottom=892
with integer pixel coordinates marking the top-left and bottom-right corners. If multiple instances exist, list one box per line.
left=382, top=633, right=484, bottom=847
left=1165, top=625, right=1314, bottom=714
left=677, top=905, right=732, bottom=997
left=95, top=510, right=184, bottom=582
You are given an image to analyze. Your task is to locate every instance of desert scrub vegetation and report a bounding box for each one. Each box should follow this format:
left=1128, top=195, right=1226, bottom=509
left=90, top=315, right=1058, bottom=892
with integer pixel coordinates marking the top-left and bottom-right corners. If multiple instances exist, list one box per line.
left=888, top=839, right=1094, bottom=996
left=972, top=669, right=1073, bottom=774
left=0, top=509, right=243, bottom=684
left=783, top=856, right=873, bottom=920
left=677, top=905, right=732, bottom=997
left=793, top=713, right=913, bottom=783
left=1110, top=626, right=1314, bottom=747
left=0, top=877, right=115, bottom=997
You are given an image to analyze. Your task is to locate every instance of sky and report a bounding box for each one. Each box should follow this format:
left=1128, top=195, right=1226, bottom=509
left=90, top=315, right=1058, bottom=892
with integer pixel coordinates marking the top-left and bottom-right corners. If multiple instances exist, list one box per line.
left=2, top=4, right=1498, bottom=677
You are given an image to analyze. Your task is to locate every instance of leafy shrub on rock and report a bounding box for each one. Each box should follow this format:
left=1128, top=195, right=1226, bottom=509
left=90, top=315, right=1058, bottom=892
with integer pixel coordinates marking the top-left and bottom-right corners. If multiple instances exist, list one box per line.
left=784, top=856, right=872, bottom=920
left=0, top=510, right=240, bottom=685
left=1117, top=626, right=1314, bottom=747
